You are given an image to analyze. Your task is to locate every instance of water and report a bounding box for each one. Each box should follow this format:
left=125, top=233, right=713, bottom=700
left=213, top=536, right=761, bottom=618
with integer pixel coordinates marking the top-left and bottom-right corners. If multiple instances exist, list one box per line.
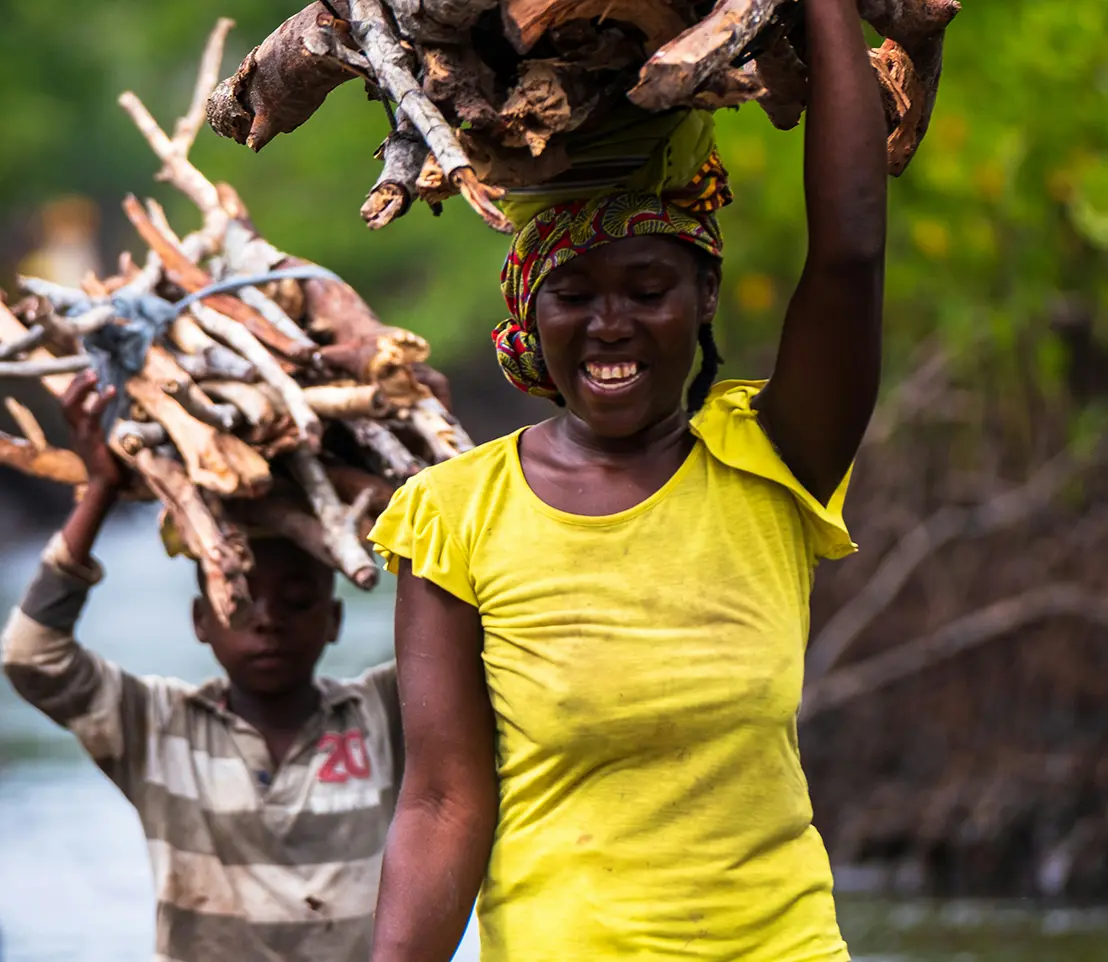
left=2, top=514, right=1106, bottom=962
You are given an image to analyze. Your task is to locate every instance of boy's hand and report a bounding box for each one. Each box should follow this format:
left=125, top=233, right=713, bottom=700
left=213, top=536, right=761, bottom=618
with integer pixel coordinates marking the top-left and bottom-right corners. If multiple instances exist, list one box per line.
left=62, top=370, right=126, bottom=492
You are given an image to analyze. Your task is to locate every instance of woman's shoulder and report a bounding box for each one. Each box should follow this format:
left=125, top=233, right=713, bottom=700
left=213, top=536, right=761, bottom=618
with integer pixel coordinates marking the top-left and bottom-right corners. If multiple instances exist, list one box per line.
left=691, top=379, right=856, bottom=562
left=414, top=428, right=523, bottom=497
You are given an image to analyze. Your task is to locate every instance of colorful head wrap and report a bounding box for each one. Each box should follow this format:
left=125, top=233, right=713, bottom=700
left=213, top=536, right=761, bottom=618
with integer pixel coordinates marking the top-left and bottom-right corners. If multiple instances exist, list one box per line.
left=492, top=127, right=733, bottom=399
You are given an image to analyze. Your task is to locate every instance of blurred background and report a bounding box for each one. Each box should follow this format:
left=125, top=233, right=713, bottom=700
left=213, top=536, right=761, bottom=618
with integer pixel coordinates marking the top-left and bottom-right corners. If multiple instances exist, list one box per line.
left=1, top=1, right=1107, bottom=960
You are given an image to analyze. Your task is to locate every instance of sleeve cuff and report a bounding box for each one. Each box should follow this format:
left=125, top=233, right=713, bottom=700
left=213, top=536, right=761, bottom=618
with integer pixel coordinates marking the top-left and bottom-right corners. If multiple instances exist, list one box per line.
left=42, top=532, right=105, bottom=587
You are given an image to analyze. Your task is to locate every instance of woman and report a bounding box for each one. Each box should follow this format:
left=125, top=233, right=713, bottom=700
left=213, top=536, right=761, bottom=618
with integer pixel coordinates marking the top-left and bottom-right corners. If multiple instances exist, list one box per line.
left=368, top=0, right=887, bottom=958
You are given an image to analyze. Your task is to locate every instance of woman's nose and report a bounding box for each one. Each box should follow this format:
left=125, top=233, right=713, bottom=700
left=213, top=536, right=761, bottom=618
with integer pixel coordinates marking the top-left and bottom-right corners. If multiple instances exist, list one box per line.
left=586, top=293, right=634, bottom=341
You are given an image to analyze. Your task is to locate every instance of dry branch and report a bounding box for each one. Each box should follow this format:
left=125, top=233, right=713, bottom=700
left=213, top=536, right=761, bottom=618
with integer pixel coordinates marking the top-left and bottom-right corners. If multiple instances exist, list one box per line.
left=347, top=0, right=513, bottom=232
left=122, top=195, right=310, bottom=364
left=5, top=398, right=48, bottom=451
left=127, top=347, right=271, bottom=497
left=0, top=304, right=79, bottom=398
left=0, top=356, right=91, bottom=379
left=501, top=0, right=688, bottom=55
left=0, top=324, right=47, bottom=362
left=800, top=586, right=1108, bottom=722
left=806, top=445, right=1108, bottom=681
left=207, top=3, right=361, bottom=153
left=0, top=432, right=87, bottom=486
left=174, top=17, right=238, bottom=155
left=629, top=0, right=786, bottom=112
left=287, top=447, right=379, bottom=589
left=362, top=111, right=428, bottom=228
left=201, top=0, right=959, bottom=227
left=132, top=448, right=252, bottom=628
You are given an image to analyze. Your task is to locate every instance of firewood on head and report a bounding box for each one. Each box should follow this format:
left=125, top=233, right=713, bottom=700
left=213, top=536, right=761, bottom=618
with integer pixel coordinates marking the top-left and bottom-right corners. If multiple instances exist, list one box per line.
left=161, top=377, right=241, bottom=433
left=0, top=323, right=47, bottom=362
left=751, top=34, right=808, bottom=130
left=315, top=330, right=422, bottom=384
left=293, top=261, right=390, bottom=345
left=189, top=303, right=322, bottom=452
left=0, top=304, right=77, bottom=398
left=324, top=463, right=397, bottom=515
left=501, top=0, right=690, bottom=55
left=390, top=0, right=499, bottom=39
left=132, top=449, right=253, bottom=628
left=302, top=384, right=392, bottom=420
left=127, top=349, right=272, bottom=498
left=287, top=447, right=379, bottom=590
left=111, top=419, right=168, bottom=458
left=346, top=0, right=514, bottom=233
left=629, top=0, right=789, bottom=112
left=229, top=495, right=342, bottom=574
left=684, top=65, right=765, bottom=110
left=872, top=34, right=948, bottom=176
left=500, top=60, right=598, bottom=157
left=362, top=112, right=428, bottom=229
left=422, top=46, right=502, bottom=130
left=121, top=195, right=312, bottom=366
left=206, top=3, right=361, bottom=153
left=407, top=395, right=476, bottom=462
left=457, top=129, right=572, bottom=190
left=343, top=418, right=425, bottom=480
left=859, top=0, right=961, bottom=49
left=0, top=356, right=91, bottom=379
left=0, top=431, right=88, bottom=486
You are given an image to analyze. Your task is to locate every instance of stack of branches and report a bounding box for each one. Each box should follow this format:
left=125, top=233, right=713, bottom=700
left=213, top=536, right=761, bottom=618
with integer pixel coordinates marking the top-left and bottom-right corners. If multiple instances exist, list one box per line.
left=206, top=0, right=961, bottom=234
left=0, top=20, right=472, bottom=629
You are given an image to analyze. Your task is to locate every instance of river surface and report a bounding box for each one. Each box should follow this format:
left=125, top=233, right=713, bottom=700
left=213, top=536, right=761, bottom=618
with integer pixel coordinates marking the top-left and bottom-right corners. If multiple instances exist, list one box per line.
left=2, top=513, right=1107, bottom=962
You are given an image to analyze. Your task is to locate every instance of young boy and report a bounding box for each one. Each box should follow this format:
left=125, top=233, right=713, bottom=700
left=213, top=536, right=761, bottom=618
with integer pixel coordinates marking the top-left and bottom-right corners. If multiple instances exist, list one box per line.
left=2, top=371, right=403, bottom=962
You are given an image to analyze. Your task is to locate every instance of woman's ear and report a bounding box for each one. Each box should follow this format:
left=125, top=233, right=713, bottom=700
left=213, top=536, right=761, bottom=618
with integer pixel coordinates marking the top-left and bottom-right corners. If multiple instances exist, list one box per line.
left=699, top=261, right=722, bottom=324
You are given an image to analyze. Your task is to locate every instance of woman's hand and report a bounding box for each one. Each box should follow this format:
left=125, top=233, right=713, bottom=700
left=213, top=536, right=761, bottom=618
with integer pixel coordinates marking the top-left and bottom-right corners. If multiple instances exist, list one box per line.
left=62, top=370, right=126, bottom=493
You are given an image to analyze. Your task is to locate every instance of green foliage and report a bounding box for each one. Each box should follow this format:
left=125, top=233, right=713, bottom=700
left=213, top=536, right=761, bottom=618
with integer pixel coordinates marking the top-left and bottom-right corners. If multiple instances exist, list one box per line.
left=1, top=0, right=1106, bottom=389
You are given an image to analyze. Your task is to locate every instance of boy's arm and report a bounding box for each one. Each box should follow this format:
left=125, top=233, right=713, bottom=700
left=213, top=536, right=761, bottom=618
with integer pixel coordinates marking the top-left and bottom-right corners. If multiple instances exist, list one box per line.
left=360, top=660, right=405, bottom=786
left=2, top=529, right=151, bottom=799
left=2, top=371, right=150, bottom=798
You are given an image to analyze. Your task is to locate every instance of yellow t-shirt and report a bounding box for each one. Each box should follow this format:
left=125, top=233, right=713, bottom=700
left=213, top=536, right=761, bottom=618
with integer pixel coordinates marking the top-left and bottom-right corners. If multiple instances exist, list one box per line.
left=370, top=380, right=856, bottom=961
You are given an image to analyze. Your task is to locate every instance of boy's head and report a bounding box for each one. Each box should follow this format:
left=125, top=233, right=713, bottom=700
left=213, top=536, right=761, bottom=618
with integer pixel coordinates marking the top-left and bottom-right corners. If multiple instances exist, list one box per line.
left=193, top=536, right=343, bottom=696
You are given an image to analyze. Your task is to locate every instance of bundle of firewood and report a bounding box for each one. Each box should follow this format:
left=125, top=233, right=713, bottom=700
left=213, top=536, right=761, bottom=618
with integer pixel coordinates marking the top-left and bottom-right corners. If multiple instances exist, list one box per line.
left=0, top=21, right=472, bottom=628
left=206, top=0, right=960, bottom=234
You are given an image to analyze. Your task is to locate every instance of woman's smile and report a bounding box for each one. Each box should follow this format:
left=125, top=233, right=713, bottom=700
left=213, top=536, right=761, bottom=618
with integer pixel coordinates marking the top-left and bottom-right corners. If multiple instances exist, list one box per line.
left=581, top=360, right=647, bottom=394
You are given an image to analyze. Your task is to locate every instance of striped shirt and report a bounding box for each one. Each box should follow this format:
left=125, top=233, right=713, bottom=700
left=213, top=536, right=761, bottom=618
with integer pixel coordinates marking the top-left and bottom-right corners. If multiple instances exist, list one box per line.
left=2, top=533, right=402, bottom=962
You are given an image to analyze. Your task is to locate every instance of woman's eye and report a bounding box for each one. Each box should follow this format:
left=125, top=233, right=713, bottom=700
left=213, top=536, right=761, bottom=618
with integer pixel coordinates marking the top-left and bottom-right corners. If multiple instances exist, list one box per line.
left=554, top=291, right=593, bottom=305
left=632, top=289, right=668, bottom=302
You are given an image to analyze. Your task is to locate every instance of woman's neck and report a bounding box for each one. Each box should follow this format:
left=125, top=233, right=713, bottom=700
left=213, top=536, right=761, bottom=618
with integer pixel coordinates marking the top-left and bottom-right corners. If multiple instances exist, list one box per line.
left=554, top=407, right=691, bottom=462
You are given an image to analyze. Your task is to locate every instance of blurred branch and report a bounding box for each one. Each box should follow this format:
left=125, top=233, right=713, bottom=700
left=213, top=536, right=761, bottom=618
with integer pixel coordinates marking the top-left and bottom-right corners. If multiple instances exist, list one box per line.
left=0, top=431, right=87, bottom=486
left=173, top=18, right=236, bottom=155
left=118, top=18, right=238, bottom=253
left=801, top=585, right=1108, bottom=722
left=807, top=442, right=1108, bottom=680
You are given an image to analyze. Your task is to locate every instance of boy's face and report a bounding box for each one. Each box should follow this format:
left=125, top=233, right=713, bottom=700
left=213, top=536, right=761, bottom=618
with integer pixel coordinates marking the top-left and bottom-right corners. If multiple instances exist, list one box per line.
left=193, top=538, right=343, bottom=696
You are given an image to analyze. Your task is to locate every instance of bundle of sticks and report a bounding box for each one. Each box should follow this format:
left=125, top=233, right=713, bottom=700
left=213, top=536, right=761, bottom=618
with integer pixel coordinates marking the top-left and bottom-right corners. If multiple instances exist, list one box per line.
left=0, top=20, right=473, bottom=628
left=206, top=0, right=961, bottom=234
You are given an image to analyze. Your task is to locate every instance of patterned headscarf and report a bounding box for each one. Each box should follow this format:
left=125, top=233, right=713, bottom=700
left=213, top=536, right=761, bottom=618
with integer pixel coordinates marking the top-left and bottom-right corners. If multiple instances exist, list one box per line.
left=492, top=148, right=733, bottom=399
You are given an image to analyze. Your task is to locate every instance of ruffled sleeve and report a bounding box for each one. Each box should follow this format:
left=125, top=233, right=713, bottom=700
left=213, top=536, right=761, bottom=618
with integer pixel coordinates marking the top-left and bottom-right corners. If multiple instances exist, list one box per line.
left=690, top=379, right=857, bottom=562
left=368, top=473, right=478, bottom=607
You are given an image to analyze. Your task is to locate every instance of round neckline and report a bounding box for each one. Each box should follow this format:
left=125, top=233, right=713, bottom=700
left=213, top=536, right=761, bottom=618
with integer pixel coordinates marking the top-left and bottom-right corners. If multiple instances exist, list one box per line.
left=507, top=426, right=702, bottom=527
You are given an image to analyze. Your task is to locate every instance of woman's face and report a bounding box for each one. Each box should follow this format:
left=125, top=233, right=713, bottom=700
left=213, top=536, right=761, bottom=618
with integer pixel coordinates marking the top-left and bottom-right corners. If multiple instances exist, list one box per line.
left=533, top=236, right=720, bottom=438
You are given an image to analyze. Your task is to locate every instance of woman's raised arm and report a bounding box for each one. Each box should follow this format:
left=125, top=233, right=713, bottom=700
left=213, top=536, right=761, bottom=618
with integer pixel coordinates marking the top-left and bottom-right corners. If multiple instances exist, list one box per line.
left=370, top=560, right=498, bottom=962
left=754, top=0, right=888, bottom=505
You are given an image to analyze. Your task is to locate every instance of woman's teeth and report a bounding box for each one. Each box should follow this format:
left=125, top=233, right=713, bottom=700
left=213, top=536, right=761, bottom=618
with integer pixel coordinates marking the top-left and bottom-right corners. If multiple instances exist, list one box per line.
left=584, top=361, right=641, bottom=384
